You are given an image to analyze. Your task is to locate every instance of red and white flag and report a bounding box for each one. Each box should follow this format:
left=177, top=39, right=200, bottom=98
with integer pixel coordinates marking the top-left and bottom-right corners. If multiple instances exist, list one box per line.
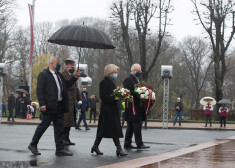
left=28, top=4, right=34, bottom=65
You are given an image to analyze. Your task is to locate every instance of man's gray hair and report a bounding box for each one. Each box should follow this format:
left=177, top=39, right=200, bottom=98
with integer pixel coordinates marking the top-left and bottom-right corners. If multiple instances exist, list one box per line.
left=48, top=56, right=57, bottom=64
left=131, top=63, right=141, bottom=72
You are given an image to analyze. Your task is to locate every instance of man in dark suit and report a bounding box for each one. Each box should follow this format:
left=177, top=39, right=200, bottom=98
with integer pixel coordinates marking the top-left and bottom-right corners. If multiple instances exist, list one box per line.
left=123, top=63, right=150, bottom=149
left=77, top=87, right=90, bottom=130
left=28, top=56, right=80, bottom=156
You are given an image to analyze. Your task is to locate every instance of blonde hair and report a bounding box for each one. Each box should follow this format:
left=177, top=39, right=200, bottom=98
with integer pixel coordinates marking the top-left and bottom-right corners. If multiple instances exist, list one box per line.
left=104, top=64, right=119, bottom=76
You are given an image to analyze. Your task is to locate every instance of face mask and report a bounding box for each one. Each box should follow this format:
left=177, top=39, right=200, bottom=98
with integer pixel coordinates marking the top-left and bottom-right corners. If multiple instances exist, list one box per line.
left=112, top=73, right=118, bottom=79
left=55, top=64, right=61, bottom=71
left=135, top=72, right=141, bottom=77
left=69, top=68, right=75, bottom=74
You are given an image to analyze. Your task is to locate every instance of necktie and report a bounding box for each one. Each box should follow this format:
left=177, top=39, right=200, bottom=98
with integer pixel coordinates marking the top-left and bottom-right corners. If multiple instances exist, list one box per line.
left=55, top=73, right=63, bottom=96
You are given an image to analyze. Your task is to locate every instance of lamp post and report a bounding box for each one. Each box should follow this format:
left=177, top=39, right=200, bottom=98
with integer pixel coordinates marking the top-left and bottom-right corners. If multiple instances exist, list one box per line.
left=161, top=65, right=173, bottom=129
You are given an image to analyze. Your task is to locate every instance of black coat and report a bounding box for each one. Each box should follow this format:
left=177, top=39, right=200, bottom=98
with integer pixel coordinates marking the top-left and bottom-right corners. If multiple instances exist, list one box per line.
left=89, top=97, right=98, bottom=111
left=96, top=77, right=123, bottom=138
left=36, top=68, right=77, bottom=113
left=174, top=102, right=183, bottom=111
left=80, top=91, right=90, bottom=112
left=8, top=94, right=15, bottom=109
left=123, top=74, right=145, bottom=121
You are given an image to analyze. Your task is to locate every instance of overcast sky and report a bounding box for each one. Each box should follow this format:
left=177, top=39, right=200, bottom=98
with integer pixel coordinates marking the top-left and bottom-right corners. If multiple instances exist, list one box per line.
left=15, top=0, right=204, bottom=42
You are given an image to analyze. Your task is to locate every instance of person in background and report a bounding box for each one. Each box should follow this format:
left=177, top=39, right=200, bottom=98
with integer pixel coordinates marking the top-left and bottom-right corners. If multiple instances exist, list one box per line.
left=77, top=87, right=90, bottom=130
left=32, top=103, right=37, bottom=119
left=173, top=98, right=184, bottom=126
left=2, top=101, right=6, bottom=117
left=203, top=101, right=213, bottom=127
left=91, top=64, right=127, bottom=156
left=8, top=91, right=16, bottom=122
left=21, top=93, right=30, bottom=119
left=15, top=93, right=22, bottom=118
left=219, top=104, right=229, bottom=128
left=89, top=95, right=99, bottom=123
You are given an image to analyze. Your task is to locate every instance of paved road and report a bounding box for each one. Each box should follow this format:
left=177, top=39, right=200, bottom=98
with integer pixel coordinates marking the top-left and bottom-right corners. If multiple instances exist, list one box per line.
left=0, top=124, right=234, bottom=168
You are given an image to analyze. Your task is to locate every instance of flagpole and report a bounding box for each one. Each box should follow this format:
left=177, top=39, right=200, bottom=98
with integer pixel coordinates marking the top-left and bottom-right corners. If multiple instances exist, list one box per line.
left=28, top=0, right=35, bottom=99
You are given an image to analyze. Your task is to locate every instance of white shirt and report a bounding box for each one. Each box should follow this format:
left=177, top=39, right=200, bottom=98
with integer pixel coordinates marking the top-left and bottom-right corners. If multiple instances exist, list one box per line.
left=219, top=107, right=229, bottom=113
left=203, top=104, right=213, bottom=111
left=49, top=69, right=62, bottom=101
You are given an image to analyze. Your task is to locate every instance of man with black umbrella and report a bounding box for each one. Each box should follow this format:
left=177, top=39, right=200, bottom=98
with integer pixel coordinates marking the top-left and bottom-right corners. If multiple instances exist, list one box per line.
left=28, top=56, right=80, bottom=156
left=61, top=58, right=82, bottom=145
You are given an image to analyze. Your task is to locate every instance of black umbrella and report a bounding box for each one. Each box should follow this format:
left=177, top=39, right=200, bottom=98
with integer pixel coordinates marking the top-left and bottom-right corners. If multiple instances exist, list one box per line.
left=15, top=88, right=28, bottom=95
left=217, top=99, right=232, bottom=104
left=48, top=25, right=115, bottom=49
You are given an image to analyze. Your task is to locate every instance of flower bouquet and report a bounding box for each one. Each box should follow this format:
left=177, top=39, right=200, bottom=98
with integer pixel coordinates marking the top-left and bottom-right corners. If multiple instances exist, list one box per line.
left=134, top=81, right=156, bottom=114
left=112, top=87, right=132, bottom=102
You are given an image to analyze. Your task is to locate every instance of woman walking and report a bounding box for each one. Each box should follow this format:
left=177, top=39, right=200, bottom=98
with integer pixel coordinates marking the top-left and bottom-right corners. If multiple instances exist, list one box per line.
left=91, top=64, right=127, bottom=157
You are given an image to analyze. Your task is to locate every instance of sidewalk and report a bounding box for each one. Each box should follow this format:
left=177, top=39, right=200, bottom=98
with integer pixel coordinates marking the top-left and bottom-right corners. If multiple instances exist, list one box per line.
left=1, top=117, right=235, bottom=131
left=99, top=136, right=235, bottom=168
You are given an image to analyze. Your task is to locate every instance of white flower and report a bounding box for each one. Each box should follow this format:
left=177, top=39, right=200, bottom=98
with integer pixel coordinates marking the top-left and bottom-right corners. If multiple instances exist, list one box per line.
left=140, top=94, right=145, bottom=99
left=144, top=95, right=148, bottom=99
left=145, top=91, right=149, bottom=96
left=152, top=94, right=156, bottom=100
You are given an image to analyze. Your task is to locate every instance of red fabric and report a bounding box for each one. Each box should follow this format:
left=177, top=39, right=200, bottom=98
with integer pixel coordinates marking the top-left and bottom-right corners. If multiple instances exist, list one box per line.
left=26, top=113, right=31, bottom=120
left=204, top=105, right=212, bottom=115
left=220, top=108, right=227, bottom=117
left=65, top=62, right=75, bottom=66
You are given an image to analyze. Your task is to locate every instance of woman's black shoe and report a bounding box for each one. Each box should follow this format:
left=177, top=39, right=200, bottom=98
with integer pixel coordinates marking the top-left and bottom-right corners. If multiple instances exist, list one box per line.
left=91, top=147, right=103, bottom=155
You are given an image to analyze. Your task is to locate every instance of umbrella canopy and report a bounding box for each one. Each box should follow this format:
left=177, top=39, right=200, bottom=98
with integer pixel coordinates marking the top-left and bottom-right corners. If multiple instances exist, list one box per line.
left=48, top=25, right=115, bottom=49
left=200, top=96, right=216, bottom=106
left=15, top=88, right=28, bottom=95
left=217, top=99, right=232, bottom=105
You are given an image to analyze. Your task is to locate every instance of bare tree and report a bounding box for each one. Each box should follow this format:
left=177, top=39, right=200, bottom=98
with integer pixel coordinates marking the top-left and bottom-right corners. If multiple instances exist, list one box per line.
left=191, top=0, right=235, bottom=104
left=178, top=36, right=212, bottom=108
left=111, top=0, right=172, bottom=81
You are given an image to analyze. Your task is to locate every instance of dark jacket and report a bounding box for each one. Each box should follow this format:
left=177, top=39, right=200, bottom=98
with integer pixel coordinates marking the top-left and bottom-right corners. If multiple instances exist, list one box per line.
left=21, top=96, right=30, bottom=113
left=174, top=102, right=183, bottom=112
left=89, top=97, right=99, bottom=111
left=8, top=94, right=16, bottom=109
left=61, top=70, right=81, bottom=127
left=36, top=68, right=77, bottom=113
left=96, top=77, right=123, bottom=138
left=80, top=91, right=90, bottom=112
left=123, top=74, right=145, bottom=121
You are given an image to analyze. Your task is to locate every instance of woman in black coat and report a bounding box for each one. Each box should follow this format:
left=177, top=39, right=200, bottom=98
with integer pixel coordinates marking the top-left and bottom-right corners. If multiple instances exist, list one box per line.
left=91, top=64, right=127, bottom=157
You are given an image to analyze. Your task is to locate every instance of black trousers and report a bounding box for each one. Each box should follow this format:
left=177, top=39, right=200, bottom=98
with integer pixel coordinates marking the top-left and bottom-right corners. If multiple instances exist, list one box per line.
left=64, top=127, right=71, bottom=141
left=30, top=102, right=64, bottom=150
left=90, top=110, right=96, bottom=122
left=124, top=120, right=143, bottom=146
left=205, top=114, right=212, bottom=126
left=8, top=107, right=14, bottom=120
left=220, top=117, right=226, bottom=127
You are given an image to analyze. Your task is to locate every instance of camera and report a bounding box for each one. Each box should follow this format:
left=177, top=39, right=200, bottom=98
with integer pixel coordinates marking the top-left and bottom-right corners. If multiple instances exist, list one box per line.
left=0, top=63, right=6, bottom=76
left=161, top=65, right=173, bottom=79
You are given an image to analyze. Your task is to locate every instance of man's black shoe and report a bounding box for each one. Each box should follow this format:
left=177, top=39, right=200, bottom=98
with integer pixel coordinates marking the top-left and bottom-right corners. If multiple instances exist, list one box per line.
left=63, top=140, right=70, bottom=146
left=67, top=140, right=75, bottom=145
left=77, top=127, right=82, bottom=130
left=28, top=145, right=41, bottom=155
left=137, top=144, right=150, bottom=149
left=55, top=149, right=73, bottom=156
left=85, top=127, right=90, bottom=130
left=124, top=144, right=137, bottom=149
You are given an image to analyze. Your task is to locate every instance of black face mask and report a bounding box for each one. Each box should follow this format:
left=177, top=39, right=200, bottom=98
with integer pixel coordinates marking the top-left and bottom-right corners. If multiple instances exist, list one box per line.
left=69, top=68, right=75, bottom=74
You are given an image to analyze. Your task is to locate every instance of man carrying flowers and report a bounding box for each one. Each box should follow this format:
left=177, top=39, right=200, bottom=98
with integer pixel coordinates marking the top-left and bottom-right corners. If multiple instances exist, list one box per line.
left=123, top=63, right=150, bottom=149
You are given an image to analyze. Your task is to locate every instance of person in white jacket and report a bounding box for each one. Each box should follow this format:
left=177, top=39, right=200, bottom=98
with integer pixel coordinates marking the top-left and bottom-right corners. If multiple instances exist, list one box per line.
left=219, top=104, right=229, bottom=128
left=203, top=102, right=213, bottom=127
